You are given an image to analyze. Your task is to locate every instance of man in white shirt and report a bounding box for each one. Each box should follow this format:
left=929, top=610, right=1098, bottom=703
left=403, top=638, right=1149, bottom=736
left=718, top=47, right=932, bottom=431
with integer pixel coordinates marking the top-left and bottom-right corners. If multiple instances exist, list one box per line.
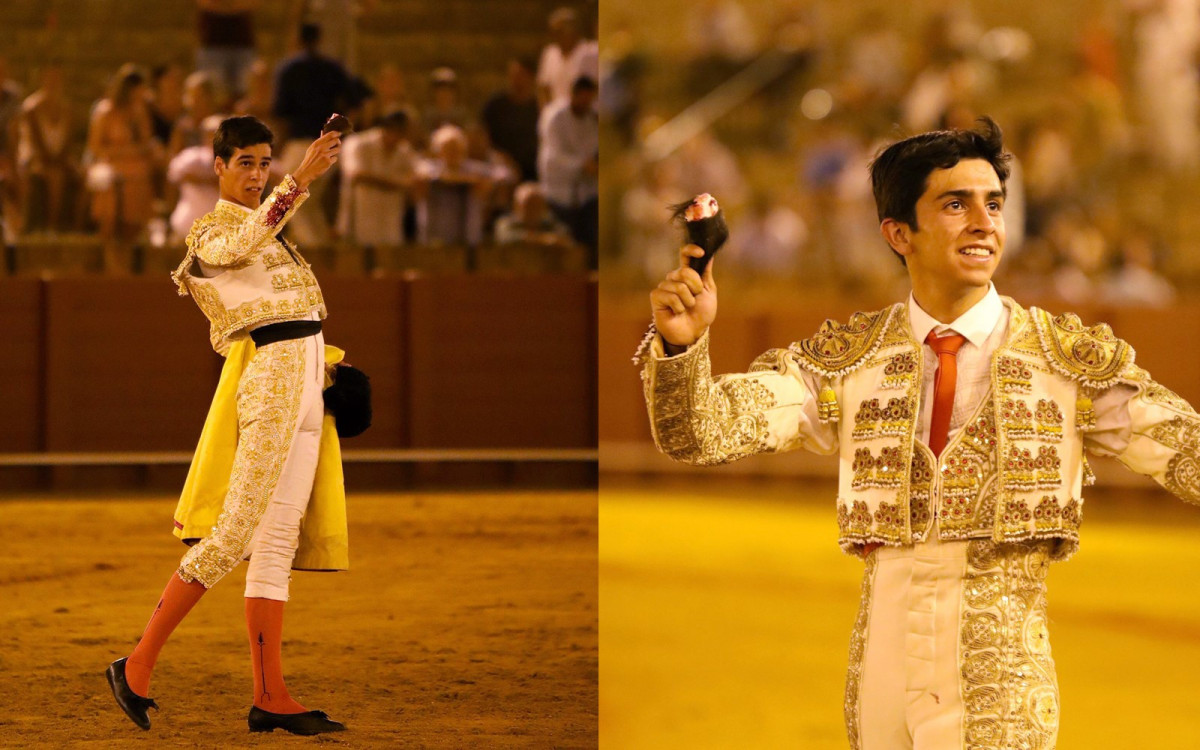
left=640, top=117, right=1200, bottom=748
left=337, top=110, right=415, bottom=250
left=539, top=77, right=598, bottom=265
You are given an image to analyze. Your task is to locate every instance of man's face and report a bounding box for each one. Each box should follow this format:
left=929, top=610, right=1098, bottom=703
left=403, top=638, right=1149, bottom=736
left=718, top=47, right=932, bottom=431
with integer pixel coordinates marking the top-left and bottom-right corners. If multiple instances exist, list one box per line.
left=215, top=143, right=272, bottom=208
left=892, top=158, right=1006, bottom=293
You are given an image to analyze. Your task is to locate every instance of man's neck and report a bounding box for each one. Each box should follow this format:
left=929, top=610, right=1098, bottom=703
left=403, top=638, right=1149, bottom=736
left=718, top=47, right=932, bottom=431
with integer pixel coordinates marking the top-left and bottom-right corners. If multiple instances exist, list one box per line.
left=219, top=192, right=256, bottom=210
left=910, top=283, right=990, bottom=324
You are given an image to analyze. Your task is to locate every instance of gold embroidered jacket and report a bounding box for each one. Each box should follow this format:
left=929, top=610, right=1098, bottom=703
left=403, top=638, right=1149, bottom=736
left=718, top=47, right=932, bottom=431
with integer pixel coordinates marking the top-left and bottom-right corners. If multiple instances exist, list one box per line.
left=171, top=174, right=327, bottom=355
left=641, top=299, right=1200, bottom=558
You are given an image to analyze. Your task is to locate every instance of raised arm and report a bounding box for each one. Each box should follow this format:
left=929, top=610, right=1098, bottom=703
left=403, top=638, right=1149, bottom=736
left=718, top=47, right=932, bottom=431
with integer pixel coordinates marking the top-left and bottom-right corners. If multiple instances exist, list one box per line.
left=638, top=243, right=837, bottom=466
left=190, top=174, right=308, bottom=266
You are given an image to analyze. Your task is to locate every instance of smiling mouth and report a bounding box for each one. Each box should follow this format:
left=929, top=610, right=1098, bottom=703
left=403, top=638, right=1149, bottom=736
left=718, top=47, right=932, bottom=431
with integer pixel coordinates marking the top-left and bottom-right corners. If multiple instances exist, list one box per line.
left=959, top=246, right=994, bottom=258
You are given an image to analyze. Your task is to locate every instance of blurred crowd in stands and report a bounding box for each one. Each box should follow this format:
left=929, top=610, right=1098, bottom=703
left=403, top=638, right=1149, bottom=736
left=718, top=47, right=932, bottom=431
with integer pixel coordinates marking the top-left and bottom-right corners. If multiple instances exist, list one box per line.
left=602, top=0, right=1194, bottom=306
left=0, top=0, right=599, bottom=274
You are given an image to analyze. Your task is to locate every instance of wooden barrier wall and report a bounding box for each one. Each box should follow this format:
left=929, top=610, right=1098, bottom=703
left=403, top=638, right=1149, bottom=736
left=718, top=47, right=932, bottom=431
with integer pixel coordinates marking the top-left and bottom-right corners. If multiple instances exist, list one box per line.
left=1, top=275, right=597, bottom=454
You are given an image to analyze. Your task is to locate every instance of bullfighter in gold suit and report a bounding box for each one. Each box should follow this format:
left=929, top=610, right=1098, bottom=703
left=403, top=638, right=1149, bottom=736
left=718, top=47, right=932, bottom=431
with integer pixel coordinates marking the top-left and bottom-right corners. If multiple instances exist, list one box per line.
left=639, top=118, right=1200, bottom=749
left=106, top=116, right=348, bottom=736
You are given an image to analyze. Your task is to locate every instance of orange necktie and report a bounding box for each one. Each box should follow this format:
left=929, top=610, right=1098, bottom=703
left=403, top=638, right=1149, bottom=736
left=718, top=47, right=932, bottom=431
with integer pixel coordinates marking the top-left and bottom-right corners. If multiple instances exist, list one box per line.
left=926, top=330, right=967, bottom=458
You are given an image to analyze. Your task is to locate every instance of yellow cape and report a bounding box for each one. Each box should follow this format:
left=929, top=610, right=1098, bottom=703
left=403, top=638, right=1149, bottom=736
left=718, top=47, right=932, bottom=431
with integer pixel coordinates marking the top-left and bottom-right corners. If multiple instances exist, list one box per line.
left=172, top=338, right=349, bottom=572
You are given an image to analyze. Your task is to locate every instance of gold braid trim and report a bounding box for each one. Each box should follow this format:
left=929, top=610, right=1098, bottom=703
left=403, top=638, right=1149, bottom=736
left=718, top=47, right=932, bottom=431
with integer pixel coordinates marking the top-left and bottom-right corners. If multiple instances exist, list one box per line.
left=787, top=304, right=900, bottom=379
left=1029, top=308, right=1135, bottom=389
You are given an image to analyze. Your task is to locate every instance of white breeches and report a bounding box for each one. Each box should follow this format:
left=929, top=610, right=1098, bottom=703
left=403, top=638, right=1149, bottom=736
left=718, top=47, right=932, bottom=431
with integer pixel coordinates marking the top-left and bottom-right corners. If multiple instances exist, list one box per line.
left=846, top=533, right=1061, bottom=750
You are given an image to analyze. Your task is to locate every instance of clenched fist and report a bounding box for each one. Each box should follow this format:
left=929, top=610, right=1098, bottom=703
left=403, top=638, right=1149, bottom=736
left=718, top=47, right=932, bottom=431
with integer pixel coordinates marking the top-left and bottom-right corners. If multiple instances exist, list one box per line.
left=292, top=130, right=342, bottom=191
left=650, top=244, right=717, bottom=351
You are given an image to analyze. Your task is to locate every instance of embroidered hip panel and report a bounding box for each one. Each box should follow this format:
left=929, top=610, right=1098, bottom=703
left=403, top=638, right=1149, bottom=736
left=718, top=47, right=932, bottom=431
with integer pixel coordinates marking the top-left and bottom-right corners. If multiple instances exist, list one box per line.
left=843, top=552, right=877, bottom=750
left=959, top=540, right=1059, bottom=750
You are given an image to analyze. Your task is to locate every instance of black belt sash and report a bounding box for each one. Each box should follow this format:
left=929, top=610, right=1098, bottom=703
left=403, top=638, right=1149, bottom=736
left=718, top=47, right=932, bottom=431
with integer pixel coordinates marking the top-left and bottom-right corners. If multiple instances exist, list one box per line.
left=250, top=320, right=323, bottom=347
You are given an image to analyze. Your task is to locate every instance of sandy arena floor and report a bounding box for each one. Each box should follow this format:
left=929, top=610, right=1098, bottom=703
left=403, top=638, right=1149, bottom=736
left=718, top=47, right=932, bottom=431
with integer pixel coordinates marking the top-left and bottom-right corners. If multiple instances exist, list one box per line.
left=0, top=491, right=597, bottom=749
left=601, top=479, right=1200, bottom=749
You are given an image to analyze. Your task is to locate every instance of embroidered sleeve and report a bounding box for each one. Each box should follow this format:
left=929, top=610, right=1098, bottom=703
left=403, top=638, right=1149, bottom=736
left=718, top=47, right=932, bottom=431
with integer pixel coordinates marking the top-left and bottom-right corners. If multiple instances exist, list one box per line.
left=191, top=174, right=309, bottom=267
left=640, top=329, right=837, bottom=466
left=1109, top=366, right=1200, bottom=504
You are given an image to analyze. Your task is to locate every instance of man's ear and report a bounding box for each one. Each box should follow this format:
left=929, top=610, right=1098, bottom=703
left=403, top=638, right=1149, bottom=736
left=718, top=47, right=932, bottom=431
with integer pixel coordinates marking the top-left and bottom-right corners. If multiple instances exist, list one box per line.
left=213, top=156, right=225, bottom=178
left=880, top=218, right=914, bottom=261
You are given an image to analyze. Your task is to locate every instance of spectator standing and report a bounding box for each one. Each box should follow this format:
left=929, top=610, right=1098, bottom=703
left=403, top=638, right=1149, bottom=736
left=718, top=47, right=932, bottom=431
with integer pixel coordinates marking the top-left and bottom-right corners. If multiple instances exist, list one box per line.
left=194, top=0, right=259, bottom=101
left=166, top=115, right=221, bottom=243
left=538, top=76, right=598, bottom=266
left=537, top=8, right=599, bottom=118
left=481, top=57, right=540, bottom=182
left=289, top=0, right=377, bottom=73
left=17, top=63, right=75, bottom=233
left=86, top=64, right=161, bottom=272
left=414, top=124, right=500, bottom=247
left=273, top=23, right=349, bottom=246
left=337, top=111, right=416, bottom=249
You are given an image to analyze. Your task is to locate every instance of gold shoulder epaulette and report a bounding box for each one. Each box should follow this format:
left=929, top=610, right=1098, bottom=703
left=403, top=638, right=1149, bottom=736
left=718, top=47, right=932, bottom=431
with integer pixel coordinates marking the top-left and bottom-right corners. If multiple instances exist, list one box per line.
left=1030, top=307, right=1135, bottom=389
left=787, top=304, right=899, bottom=378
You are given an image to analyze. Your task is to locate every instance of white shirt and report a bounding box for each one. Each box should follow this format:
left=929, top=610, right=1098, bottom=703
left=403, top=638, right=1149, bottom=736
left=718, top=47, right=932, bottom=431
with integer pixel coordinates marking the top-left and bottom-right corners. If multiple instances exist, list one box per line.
left=907, top=283, right=1134, bottom=457
left=908, top=283, right=1008, bottom=448
left=538, top=100, right=598, bottom=207
left=337, top=128, right=416, bottom=246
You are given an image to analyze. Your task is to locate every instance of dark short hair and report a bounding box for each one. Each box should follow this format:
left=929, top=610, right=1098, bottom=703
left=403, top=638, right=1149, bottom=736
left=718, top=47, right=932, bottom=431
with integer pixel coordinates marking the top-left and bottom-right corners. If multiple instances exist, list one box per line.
left=870, top=117, right=1011, bottom=263
left=572, top=76, right=598, bottom=93
left=213, top=116, right=274, bottom=161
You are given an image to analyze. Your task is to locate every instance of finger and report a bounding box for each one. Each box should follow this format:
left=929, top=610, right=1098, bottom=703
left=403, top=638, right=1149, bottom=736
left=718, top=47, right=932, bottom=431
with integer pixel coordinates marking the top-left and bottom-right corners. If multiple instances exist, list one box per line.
left=678, top=244, right=704, bottom=268
left=678, top=267, right=704, bottom=294
left=650, top=289, right=686, bottom=316
left=663, top=280, right=696, bottom=307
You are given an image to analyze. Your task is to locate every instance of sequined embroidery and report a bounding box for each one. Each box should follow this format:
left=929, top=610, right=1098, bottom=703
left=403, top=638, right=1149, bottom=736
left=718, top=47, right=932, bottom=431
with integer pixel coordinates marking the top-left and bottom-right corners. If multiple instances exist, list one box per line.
left=1031, top=308, right=1135, bottom=388
left=997, top=355, right=1033, bottom=394
left=959, top=540, right=1059, bottom=750
left=645, top=333, right=777, bottom=466
left=843, top=552, right=876, bottom=750
left=1001, top=398, right=1035, bottom=440
left=178, top=338, right=307, bottom=588
left=852, top=396, right=913, bottom=440
left=789, top=306, right=897, bottom=378
left=851, top=446, right=905, bottom=490
left=881, top=351, right=917, bottom=389
left=1034, top=399, right=1064, bottom=442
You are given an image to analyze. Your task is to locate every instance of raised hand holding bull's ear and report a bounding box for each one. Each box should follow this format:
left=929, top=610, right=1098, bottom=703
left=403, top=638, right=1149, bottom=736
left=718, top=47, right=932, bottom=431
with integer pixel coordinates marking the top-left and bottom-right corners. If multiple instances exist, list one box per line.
left=650, top=193, right=728, bottom=352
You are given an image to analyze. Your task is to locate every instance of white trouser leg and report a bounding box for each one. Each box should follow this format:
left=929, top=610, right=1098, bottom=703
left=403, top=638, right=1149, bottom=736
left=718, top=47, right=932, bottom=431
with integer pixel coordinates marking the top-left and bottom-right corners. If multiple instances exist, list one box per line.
left=244, top=331, right=325, bottom=601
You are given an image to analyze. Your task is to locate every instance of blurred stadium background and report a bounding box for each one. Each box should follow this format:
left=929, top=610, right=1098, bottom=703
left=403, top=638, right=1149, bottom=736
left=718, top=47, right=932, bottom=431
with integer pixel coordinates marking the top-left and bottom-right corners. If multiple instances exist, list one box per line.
left=598, top=0, right=1200, bottom=747
left=0, top=1, right=597, bottom=746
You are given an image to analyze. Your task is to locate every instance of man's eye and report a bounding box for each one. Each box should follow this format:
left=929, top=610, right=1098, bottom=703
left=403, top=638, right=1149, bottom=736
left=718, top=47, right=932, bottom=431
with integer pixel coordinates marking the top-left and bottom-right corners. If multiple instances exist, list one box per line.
left=947, top=200, right=962, bottom=209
